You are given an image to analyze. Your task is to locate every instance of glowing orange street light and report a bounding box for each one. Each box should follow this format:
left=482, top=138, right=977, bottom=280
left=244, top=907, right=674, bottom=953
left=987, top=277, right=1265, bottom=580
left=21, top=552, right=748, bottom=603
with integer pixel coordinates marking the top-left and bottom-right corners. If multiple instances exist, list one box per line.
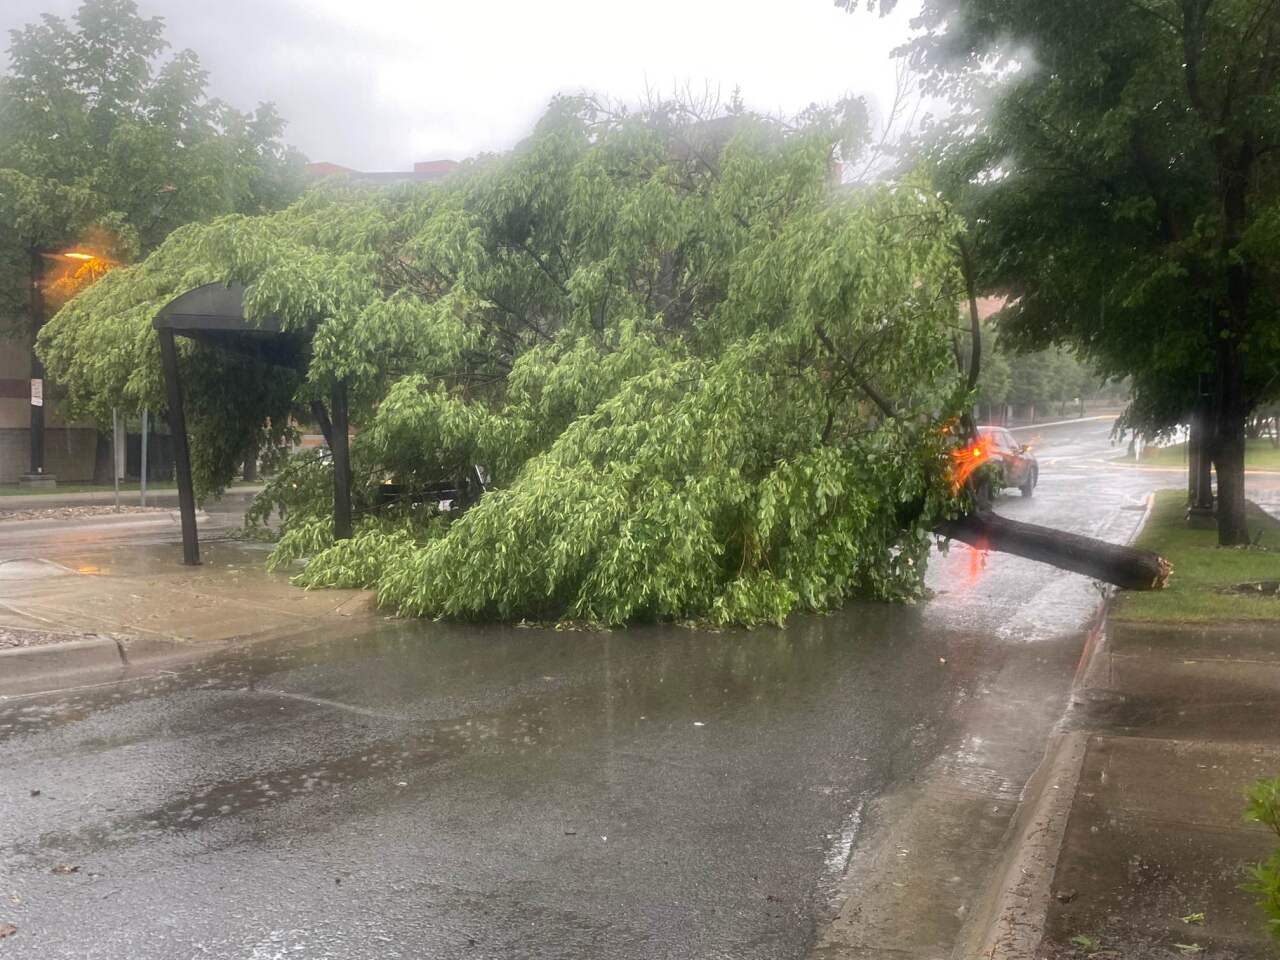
left=947, top=435, right=993, bottom=491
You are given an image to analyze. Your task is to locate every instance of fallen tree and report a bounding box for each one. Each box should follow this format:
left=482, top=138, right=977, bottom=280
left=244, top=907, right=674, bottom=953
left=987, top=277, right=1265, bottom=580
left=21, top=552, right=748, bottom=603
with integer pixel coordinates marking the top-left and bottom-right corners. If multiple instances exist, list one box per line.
left=40, top=95, right=1169, bottom=625
left=937, top=511, right=1171, bottom=591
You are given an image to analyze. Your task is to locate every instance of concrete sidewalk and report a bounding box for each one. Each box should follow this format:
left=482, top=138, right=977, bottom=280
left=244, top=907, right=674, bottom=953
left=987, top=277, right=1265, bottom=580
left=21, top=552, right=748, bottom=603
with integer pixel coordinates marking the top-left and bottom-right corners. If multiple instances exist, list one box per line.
left=975, top=617, right=1280, bottom=959
left=1037, top=621, right=1280, bottom=958
left=0, top=532, right=377, bottom=696
left=0, top=483, right=265, bottom=511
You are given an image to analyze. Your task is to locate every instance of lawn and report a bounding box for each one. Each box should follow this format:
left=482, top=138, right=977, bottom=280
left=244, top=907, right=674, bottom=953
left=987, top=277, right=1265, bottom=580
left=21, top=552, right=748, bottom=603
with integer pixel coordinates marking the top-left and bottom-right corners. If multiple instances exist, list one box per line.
left=1112, top=490, right=1280, bottom=622
left=0, top=481, right=177, bottom=497
left=1135, top=437, right=1280, bottom=471
left=0, top=479, right=258, bottom=497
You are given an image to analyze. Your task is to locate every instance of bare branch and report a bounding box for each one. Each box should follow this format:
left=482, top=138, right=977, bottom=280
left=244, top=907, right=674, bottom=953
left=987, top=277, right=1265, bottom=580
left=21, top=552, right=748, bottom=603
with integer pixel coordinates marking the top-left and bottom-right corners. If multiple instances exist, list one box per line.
left=813, top=323, right=899, bottom=419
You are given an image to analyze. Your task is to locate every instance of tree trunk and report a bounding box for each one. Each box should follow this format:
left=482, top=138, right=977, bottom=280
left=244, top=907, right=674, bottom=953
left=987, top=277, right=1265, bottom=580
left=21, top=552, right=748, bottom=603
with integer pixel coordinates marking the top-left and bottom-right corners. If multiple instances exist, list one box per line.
left=92, top=431, right=113, bottom=484
left=1210, top=140, right=1254, bottom=546
left=936, top=510, right=1171, bottom=591
left=1211, top=247, right=1251, bottom=545
left=1210, top=278, right=1251, bottom=546
left=1187, top=415, right=1199, bottom=503
left=1188, top=404, right=1213, bottom=510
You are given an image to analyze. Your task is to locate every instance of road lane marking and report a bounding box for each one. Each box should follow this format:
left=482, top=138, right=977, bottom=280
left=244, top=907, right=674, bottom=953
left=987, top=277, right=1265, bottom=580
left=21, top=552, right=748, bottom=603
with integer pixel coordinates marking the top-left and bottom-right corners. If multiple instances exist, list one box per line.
left=256, top=686, right=403, bottom=721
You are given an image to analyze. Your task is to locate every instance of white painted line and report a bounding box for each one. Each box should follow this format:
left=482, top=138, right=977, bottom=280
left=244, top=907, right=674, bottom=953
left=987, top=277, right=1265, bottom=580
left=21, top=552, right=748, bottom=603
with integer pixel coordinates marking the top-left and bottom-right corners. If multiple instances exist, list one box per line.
left=1007, top=415, right=1115, bottom=432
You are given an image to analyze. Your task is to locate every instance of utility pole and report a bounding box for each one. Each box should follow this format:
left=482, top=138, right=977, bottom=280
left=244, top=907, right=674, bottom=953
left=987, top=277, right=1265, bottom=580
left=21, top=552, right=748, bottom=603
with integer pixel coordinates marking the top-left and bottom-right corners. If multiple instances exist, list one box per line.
left=112, top=408, right=120, bottom=511
left=140, top=409, right=149, bottom=506
left=29, top=250, right=45, bottom=475
left=22, top=249, right=54, bottom=489
left=1188, top=372, right=1215, bottom=526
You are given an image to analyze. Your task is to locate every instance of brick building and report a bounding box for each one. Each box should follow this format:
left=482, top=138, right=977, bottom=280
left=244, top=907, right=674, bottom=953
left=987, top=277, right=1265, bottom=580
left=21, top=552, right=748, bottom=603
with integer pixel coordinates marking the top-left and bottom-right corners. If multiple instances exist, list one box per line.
left=303, top=158, right=459, bottom=184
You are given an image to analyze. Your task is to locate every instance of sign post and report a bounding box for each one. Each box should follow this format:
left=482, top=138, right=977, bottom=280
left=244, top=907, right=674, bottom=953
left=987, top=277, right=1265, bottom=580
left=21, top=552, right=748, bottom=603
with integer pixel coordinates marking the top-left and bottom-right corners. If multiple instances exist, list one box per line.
left=140, top=409, right=149, bottom=507
left=112, top=408, right=120, bottom=511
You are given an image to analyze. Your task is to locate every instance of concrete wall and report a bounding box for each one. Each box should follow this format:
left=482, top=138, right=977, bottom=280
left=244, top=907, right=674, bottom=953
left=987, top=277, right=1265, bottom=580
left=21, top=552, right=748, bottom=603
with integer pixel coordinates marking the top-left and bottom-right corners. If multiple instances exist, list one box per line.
left=1, top=335, right=102, bottom=483
left=0, top=427, right=98, bottom=483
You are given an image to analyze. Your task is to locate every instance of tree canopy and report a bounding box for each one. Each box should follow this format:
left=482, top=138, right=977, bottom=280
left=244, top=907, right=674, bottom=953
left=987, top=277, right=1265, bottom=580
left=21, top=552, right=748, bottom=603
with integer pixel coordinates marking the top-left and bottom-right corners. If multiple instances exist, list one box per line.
left=0, top=0, right=303, bottom=331
left=871, top=0, right=1280, bottom=544
left=40, top=96, right=983, bottom=625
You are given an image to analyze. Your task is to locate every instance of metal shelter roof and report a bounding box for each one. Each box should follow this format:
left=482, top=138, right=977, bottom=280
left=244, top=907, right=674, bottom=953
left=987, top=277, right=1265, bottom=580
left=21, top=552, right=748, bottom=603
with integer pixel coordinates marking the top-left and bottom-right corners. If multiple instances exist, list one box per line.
left=152, top=282, right=308, bottom=369
left=151, top=282, right=351, bottom=566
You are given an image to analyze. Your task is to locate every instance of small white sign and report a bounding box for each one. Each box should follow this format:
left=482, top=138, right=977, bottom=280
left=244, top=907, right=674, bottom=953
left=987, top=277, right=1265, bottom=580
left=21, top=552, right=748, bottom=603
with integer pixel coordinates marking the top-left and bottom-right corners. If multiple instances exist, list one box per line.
left=30, top=378, right=43, bottom=407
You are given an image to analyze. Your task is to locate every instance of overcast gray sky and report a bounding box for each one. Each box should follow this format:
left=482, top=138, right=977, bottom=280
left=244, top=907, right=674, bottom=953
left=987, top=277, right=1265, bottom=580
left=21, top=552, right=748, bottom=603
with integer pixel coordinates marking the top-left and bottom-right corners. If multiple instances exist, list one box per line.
left=2, top=0, right=921, bottom=171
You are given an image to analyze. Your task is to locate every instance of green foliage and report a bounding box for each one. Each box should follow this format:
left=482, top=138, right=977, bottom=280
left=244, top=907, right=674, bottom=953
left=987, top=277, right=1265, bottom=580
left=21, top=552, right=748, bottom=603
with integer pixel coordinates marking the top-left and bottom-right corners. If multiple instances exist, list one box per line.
left=0, top=0, right=303, bottom=335
left=887, top=0, right=1280, bottom=437
left=43, top=95, right=976, bottom=625
left=1111, top=490, right=1280, bottom=623
left=1245, top=776, right=1280, bottom=940
left=1069, top=933, right=1101, bottom=953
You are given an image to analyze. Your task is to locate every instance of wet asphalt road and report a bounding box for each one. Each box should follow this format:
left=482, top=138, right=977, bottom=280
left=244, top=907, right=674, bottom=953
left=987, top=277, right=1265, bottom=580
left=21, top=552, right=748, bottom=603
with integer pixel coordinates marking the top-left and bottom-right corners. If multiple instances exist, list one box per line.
left=0, top=420, right=1272, bottom=959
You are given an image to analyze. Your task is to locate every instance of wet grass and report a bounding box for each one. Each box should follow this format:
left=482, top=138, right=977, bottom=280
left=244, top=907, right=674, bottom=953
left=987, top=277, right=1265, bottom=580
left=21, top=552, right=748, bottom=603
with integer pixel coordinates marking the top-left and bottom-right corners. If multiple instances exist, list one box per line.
left=1113, top=490, right=1280, bottom=623
left=1133, top=437, right=1280, bottom=471
left=0, top=482, right=176, bottom=496
left=0, top=480, right=260, bottom=497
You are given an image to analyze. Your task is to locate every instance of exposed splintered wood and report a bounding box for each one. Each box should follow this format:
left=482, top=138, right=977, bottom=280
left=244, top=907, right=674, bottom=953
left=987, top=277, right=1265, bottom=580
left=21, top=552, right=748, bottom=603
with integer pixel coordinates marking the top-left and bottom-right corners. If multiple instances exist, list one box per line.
left=936, top=510, right=1171, bottom=591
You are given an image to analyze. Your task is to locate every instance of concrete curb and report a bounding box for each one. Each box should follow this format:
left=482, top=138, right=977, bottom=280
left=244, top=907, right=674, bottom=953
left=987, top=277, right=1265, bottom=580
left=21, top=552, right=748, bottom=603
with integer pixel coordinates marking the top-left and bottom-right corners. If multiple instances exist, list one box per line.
left=956, top=730, right=1090, bottom=960
left=0, top=510, right=207, bottom=532
left=0, top=634, right=205, bottom=698
left=957, top=491, right=1159, bottom=958
left=954, top=604, right=1107, bottom=960
left=0, top=637, right=127, bottom=687
left=0, top=593, right=382, bottom=699
left=1007, top=414, right=1116, bottom=433
left=1109, top=461, right=1280, bottom=476
left=0, top=485, right=265, bottom=510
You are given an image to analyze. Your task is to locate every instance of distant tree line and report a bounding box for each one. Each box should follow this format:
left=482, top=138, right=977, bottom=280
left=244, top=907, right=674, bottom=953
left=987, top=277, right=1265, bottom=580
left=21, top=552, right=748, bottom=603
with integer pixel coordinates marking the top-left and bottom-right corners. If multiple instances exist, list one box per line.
left=966, top=324, right=1120, bottom=423
left=859, top=0, right=1280, bottom=546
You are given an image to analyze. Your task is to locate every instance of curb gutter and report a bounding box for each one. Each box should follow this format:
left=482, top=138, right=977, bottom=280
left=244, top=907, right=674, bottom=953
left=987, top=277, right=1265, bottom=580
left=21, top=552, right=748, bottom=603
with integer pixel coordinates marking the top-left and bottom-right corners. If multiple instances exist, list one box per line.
left=956, top=730, right=1089, bottom=959
left=955, top=492, right=1157, bottom=959
left=0, top=635, right=193, bottom=697
left=1006, top=415, right=1116, bottom=433
left=0, top=595, right=381, bottom=699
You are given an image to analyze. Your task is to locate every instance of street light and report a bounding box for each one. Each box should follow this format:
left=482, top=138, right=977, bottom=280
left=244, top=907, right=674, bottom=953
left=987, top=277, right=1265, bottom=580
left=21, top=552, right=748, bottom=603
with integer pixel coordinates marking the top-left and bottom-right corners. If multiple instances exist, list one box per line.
left=23, top=248, right=109, bottom=488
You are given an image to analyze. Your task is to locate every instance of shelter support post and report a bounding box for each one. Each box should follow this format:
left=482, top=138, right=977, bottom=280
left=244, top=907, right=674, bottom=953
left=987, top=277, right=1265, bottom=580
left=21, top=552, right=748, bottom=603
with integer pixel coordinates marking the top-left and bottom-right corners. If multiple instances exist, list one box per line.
left=330, top=379, right=352, bottom=541
left=158, top=327, right=201, bottom=565
left=140, top=409, right=149, bottom=506
left=309, top=399, right=335, bottom=449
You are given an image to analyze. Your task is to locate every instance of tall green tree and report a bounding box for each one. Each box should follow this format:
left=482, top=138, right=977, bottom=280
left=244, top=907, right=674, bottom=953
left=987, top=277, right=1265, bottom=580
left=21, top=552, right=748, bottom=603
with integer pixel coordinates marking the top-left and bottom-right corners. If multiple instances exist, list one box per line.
left=856, top=0, right=1280, bottom=544
left=0, top=0, right=303, bottom=463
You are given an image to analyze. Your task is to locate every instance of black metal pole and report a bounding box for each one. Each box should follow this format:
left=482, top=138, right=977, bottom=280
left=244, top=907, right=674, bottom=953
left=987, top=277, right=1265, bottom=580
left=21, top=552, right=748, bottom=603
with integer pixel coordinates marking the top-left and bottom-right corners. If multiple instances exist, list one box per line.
left=309, top=399, right=335, bottom=449
left=29, top=250, right=45, bottom=475
left=1188, top=406, right=1201, bottom=503
left=330, top=380, right=352, bottom=541
left=158, top=328, right=201, bottom=565
left=1192, top=375, right=1215, bottom=512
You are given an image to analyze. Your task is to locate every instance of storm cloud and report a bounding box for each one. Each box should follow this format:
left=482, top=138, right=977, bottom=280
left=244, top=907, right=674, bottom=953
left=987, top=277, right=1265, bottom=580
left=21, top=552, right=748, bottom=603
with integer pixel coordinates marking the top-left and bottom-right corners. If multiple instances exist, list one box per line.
left=1, top=0, right=920, bottom=170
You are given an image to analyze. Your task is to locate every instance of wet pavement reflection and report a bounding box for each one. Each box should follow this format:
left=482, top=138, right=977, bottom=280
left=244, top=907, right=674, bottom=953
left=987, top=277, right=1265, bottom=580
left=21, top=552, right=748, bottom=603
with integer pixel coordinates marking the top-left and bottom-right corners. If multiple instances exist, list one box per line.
left=2, top=610, right=980, bottom=959
left=2, top=420, right=1275, bottom=959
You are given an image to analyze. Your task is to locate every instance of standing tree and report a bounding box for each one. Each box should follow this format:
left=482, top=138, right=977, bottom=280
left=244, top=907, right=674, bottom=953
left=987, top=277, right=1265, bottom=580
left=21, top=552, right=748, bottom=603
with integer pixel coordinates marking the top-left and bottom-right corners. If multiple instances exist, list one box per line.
left=854, top=0, right=1280, bottom=545
left=0, top=0, right=303, bottom=474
